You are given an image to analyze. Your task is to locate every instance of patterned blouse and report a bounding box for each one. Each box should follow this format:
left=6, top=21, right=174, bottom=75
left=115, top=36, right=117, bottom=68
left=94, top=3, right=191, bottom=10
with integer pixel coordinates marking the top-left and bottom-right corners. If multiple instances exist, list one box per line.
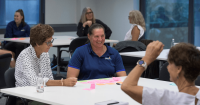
left=15, top=45, right=54, bottom=87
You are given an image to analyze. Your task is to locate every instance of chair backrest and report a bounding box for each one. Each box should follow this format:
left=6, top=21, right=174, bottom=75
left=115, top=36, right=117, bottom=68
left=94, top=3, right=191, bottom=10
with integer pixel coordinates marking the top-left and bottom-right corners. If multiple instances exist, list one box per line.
left=4, top=68, right=16, bottom=88
left=0, top=53, right=12, bottom=89
left=195, top=76, right=200, bottom=86
left=69, top=36, right=89, bottom=56
left=159, top=62, right=170, bottom=81
left=139, top=39, right=153, bottom=46
left=139, top=39, right=161, bottom=79
left=115, top=41, right=146, bottom=74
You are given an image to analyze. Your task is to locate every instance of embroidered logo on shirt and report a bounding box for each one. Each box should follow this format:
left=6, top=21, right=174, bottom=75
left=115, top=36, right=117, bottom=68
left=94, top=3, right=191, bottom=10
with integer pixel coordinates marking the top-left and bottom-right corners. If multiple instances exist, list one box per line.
left=105, top=57, right=111, bottom=60
left=21, top=29, right=25, bottom=31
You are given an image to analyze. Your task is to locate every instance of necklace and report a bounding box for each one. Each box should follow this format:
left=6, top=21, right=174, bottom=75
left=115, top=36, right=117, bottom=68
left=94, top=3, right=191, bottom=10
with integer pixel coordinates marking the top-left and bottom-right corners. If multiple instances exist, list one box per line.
left=179, top=85, right=195, bottom=92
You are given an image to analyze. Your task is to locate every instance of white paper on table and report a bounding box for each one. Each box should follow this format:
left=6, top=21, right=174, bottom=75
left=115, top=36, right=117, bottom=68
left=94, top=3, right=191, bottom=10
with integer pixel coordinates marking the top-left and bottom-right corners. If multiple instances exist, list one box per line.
left=95, top=100, right=129, bottom=105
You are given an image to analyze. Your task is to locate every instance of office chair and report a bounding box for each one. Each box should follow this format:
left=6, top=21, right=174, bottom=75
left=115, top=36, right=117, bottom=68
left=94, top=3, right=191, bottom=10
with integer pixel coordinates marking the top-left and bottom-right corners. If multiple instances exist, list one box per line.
left=158, top=62, right=170, bottom=81
left=115, top=41, right=146, bottom=75
left=0, top=53, right=12, bottom=89
left=140, top=39, right=160, bottom=79
left=195, top=76, right=200, bottom=86
left=58, top=37, right=89, bottom=72
left=4, top=68, right=28, bottom=105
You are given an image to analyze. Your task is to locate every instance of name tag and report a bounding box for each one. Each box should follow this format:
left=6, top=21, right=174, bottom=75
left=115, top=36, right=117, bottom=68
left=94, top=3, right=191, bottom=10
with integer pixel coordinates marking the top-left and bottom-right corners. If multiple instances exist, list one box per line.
left=21, top=29, right=25, bottom=31
left=105, top=57, right=111, bottom=60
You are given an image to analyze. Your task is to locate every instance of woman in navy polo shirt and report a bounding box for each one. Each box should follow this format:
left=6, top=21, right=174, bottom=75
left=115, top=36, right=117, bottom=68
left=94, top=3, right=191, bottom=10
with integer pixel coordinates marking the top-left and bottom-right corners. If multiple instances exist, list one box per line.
left=3, top=9, right=30, bottom=61
left=67, top=24, right=127, bottom=80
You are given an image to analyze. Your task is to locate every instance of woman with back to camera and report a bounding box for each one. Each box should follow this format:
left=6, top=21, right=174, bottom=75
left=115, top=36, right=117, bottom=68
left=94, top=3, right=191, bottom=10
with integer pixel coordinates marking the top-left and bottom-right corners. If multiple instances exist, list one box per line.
left=3, top=9, right=30, bottom=67
left=77, top=7, right=112, bottom=39
left=113, top=10, right=146, bottom=47
left=121, top=41, right=200, bottom=105
left=124, top=10, right=146, bottom=41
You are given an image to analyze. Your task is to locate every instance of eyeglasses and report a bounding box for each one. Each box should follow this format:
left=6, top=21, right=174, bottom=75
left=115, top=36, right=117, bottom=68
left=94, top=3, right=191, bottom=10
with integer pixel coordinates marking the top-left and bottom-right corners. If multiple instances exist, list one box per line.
left=86, top=12, right=93, bottom=15
left=45, top=38, right=54, bottom=46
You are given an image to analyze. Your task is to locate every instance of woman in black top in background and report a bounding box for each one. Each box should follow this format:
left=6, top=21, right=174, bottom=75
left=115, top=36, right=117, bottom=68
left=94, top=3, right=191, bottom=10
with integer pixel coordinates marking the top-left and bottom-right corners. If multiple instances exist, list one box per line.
left=77, top=7, right=112, bottom=39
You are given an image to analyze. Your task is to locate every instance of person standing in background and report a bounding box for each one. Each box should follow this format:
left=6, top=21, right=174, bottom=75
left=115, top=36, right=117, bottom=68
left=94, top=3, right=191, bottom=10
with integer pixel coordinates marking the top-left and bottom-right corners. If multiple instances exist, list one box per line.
left=113, top=10, right=146, bottom=47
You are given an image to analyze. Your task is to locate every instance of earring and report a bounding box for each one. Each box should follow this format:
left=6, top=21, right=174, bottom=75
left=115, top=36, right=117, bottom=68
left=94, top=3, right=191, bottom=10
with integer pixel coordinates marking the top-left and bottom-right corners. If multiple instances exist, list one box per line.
left=177, top=75, right=179, bottom=79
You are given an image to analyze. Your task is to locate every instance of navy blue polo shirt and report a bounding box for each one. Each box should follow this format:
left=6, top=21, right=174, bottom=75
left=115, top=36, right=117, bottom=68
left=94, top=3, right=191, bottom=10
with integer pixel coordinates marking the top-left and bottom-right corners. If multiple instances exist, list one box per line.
left=68, top=43, right=125, bottom=80
left=4, top=21, right=30, bottom=44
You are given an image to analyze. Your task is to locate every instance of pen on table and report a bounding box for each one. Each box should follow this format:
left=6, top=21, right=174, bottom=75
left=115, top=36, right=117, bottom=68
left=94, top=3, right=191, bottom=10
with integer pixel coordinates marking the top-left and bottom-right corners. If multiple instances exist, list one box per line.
left=107, top=102, right=119, bottom=105
left=116, top=83, right=121, bottom=85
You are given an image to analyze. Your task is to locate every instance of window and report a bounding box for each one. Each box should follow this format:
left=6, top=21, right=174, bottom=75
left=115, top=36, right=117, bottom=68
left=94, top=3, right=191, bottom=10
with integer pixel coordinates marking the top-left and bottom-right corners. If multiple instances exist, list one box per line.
left=141, top=0, right=189, bottom=48
left=0, top=0, right=41, bottom=29
left=194, top=0, right=200, bottom=46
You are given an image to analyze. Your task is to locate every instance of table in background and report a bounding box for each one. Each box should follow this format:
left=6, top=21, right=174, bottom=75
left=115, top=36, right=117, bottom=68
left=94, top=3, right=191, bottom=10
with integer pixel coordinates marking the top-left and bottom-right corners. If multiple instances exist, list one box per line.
left=0, top=77, right=178, bottom=105
left=120, top=49, right=170, bottom=61
left=0, top=36, right=119, bottom=75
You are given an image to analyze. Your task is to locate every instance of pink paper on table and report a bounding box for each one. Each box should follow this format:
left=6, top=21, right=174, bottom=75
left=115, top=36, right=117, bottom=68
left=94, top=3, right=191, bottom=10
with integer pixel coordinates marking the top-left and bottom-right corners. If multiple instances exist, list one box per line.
left=112, top=77, right=121, bottom=81
left=83, top=88, right=93, bottom=90
left=81, top=77, right=122, bottom=85
left=11, top=38, right=18, bottom=40
left=90, top=83, right=95, bottom=89
left=83, top=83, right=95, bottom=90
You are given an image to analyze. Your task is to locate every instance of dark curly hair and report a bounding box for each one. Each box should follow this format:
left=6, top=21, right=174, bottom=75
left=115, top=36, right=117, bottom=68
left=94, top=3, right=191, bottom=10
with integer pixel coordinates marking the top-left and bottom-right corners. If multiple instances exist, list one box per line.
left=30, top=24, right=54, bottom=47
left=168, top=43, right=200, bottom=83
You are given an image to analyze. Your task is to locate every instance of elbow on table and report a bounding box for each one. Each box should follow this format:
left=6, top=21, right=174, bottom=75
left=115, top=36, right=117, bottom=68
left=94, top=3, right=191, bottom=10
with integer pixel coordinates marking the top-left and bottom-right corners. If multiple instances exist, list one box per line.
left=121, top=83, right=131, bottom=93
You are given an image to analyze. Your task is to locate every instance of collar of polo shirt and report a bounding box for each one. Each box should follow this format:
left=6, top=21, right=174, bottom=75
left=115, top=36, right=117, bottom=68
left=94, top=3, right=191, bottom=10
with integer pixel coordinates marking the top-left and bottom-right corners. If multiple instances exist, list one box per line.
left=87, top=43, right=114, bottom=57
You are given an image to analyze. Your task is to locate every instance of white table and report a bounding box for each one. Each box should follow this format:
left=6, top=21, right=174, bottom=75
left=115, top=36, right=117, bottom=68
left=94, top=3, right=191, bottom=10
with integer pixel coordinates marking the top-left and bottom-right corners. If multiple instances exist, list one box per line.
left=1, top=36, right=119, bottom=75
left=0, top=77, right=178, bottom=105
left=120, top=49, right=170, bottom=61
left=0, top=36, right=119, bottom=46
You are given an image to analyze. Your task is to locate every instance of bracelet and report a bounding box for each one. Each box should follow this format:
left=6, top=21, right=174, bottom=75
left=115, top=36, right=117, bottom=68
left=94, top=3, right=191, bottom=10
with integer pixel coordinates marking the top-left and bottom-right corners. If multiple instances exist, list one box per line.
left=61, top=78, right=63, bottom=86
left=11, top=58, right=14, bottom=61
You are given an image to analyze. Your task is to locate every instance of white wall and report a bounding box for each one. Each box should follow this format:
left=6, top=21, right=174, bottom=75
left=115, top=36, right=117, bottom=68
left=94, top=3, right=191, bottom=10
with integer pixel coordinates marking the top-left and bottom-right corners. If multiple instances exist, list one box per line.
left=45, top=0, right=79, bottom=58
left=1, top=0, right=140, bottom=58
left=96, top=0, right=138, bottom=41
left=45, top=0, right=77, bottom=24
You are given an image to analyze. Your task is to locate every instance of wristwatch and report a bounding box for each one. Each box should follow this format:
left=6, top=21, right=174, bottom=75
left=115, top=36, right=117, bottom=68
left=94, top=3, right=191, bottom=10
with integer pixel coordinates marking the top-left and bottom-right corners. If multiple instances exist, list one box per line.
left=137, top=60, right=147, bottom=70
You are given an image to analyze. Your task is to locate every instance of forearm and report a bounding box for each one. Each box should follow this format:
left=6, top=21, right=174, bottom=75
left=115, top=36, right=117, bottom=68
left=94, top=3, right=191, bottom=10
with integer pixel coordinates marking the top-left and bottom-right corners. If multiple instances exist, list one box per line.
left=131, top=37, right=138, bottom=41
left=116, top=71, right=127, bottom=77
left=123, top=65, right=145, bottom=86
left=46, top=80, right=62, bottom=86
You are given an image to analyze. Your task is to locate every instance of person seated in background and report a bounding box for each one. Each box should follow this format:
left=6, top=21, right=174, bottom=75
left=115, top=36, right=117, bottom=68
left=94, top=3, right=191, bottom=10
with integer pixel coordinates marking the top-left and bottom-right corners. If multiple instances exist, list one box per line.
left=113, top=10, right=146, bottom=47
left=0, top=49, right=15, bottom=68
left=15, top=24, right=77, bottom=87
left=121, top=41, right=200, bottom=105
left=3, top=9, right=30, bottom=65
left=67, top=24, right=126, bottom=80
left=77, top=7, right=112, bottom=39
